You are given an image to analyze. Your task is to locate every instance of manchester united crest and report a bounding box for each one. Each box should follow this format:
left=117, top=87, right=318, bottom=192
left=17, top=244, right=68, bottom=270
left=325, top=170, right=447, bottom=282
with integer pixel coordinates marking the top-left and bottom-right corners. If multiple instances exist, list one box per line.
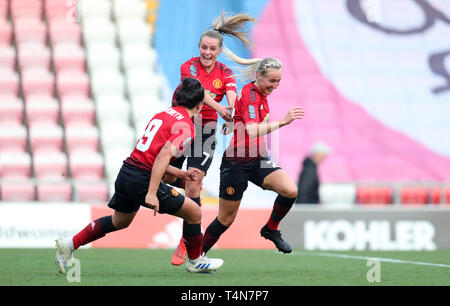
left=212, top=79, right=222, bottom=89
left=226, top=187, right=235, bottom=195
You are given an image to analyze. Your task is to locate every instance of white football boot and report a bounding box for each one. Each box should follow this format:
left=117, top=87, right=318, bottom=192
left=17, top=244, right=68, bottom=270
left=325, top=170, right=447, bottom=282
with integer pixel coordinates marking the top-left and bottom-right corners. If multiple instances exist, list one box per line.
left=55, top=237, right=74, bottom=274
left=186, top=255, right=224, bottom=273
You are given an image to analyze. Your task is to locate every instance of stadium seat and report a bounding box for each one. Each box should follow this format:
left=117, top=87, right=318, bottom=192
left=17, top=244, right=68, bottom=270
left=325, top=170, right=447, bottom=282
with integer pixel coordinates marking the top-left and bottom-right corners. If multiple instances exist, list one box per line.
left=0, top=152, right=31, bottom=179
left=13, top=18, right=47, bottom=45
left=356, top=186, right=393, bottom=205
left=36, top=181, right=72, bottom=202
left=0, top=95, right=24, bottom=125
left=10, top=0, right=42, bottom=20
left=48, top=19, right=82, bottom=45
left=28, top=124, right=64, bottom=153
left=82, top=19, right=116, bottom=46
left=126, top=68, right=162, bottom=97
left=0, top=69, right=19, bottom=96
left=17, top=43, right=51, bottom=70
left=0, top=0, right=9, bottom=21
left=122, top=44, right=157, bottom=71
left=100, top=122, right=136, bottom=153
left=69, top=150, right=105, bottom=180
left=400, top=186, right=429, bottom=205
left=0, top=180, right=35, bottom=202
left=65, top=124, right=100, bottom=153
left=319, top=183, right=356, bottom=206
left=79, top=0, right=112, bottom=20
left=52, top=43, right=86, bottom=73
left=0, top=19, right=12, bottom=44
left=113, top=0, right=147, bottom=21
left=95, top=94, right=131, bottom=126
left=75, top=180, right=109, bottom=204
left=444, top=187, right=450, bottom=205
left=32, top=151, right=68, bottom=180
left=25, top=95, right=59, bottom=126
left=117, top=20, right=152, bottom=46
left=0, top=123, right=27, bottom=153
left=21, top=68, right=55, bottom=97
left=90, top=68, right=125, bottom=98
left=56, top=70, right=90, bottom=97
left=0, top=46, right=16, bottom=70
left=87, top=43, right=121, bottom=71
left=60, top=97, right=96, bottom=126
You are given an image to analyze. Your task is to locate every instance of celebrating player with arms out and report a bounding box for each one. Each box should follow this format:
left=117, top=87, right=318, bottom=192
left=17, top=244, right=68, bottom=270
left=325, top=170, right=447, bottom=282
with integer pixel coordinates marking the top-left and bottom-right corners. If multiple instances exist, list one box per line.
left=55, top=78, right=224, bottom=274
left=201, top=54, right=305, bottom=255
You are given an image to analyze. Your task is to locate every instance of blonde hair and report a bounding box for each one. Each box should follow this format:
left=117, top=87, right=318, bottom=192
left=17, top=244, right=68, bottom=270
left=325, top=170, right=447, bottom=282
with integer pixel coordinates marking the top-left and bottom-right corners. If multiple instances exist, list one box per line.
left=224, top=49, right=282, bottom=81
left=199, top=12, right=256, bottom=49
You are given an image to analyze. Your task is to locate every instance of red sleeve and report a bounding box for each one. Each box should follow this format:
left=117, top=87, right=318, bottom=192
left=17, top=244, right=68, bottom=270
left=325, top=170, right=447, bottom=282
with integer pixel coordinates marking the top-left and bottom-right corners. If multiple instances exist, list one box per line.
left=239, top=88, right=260, bottom=124
left=180, top=60, right=200, bottom=82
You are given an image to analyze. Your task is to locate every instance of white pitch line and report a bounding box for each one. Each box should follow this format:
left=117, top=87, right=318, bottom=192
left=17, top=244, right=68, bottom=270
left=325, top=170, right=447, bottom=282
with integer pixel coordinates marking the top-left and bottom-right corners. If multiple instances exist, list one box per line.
left=294, top=251, right=450, bottom=268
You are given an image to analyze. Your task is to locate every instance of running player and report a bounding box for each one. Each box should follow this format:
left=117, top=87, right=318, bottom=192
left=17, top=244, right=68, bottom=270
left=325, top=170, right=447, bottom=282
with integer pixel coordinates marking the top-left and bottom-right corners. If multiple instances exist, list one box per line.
left=55, top=78, right=224, bottom=274
left=201, top=56, right=305, bottom=255
left=168, top=12, right=256, bottom=265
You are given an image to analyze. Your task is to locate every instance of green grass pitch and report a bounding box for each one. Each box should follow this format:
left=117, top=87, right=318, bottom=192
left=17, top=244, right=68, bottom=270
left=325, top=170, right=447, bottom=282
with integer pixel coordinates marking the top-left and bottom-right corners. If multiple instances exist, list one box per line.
left=1, top=248, right=449, bottom=286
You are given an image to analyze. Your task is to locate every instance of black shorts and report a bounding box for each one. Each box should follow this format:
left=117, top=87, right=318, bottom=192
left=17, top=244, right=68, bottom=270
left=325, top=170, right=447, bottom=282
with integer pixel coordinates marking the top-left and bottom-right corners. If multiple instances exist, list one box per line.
left=107, top=163, right=185, bottom=214
left=219, top=157, right=282, bottom=201
left=170, top=125, right=216, bottom=174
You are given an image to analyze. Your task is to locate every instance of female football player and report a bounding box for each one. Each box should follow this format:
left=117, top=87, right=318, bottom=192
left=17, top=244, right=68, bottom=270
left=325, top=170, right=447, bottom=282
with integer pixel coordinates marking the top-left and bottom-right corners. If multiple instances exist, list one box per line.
left=168, top=12, right=257, bottom=265
left=55, top=78, right=224, bottom=274
left=201, top=55, right=305, bottom=254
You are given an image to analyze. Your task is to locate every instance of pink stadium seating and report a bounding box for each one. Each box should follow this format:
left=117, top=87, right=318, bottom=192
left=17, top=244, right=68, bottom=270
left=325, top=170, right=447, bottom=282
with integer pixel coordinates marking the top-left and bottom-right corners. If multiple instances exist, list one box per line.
left=0, top=69, right=19, bottom=96
left=0, top=123, right=27, bottom=153
left=56, top=70, right=90, bottom=98
left=17, top=43, right=51, bottom=70
left=0, top=95, right=24, bottom=124
left=21, top=68, right=55, bottom=97
left=60, top=96, right=96, bottom=126
left=357, top=186, right=393, bottom=205
left=0, top=0, right=8, bottom=20
left=52, top=44, right=86, bottom=73
left=0, top=180, right=35, bottom=201
left=0, top=152, right=31, bottom=179
left=65, top=124, right=100, bottom=153
left=75, top=180, right=109, bottom=204
left=0, top=20, right=12, bottom=45
left=0, top=46, right=16, bottom=70
left=10, top=0, right=42, bottom=19
left=13, top=18, right=47, bottom=45
left=32, top=151, right=68, bottom=180
left=48, top=19, right=82, bottom=45
left=25, top=95, right=59, bottom=126
left=36, top=181, right=72, bottom=202
left=28, top=124, right=64, bottom=153
left=400, top=186, right=429, bottom=205
left=69, top=150, right=105, bottom=180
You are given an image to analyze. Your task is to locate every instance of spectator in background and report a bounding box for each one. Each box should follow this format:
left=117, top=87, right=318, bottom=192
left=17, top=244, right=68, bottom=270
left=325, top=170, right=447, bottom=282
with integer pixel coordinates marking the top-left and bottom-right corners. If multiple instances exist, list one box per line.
left=296, top=141, right=332, bottom=204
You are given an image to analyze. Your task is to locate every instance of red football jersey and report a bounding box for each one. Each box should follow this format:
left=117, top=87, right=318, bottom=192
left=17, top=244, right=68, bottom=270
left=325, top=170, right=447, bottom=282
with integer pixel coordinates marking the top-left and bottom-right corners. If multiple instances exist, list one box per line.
left=224, top=82, right=270, bottom=162
left=125, top=106, right=195, bottom=172
left=180, top=57, right=236, bottom=124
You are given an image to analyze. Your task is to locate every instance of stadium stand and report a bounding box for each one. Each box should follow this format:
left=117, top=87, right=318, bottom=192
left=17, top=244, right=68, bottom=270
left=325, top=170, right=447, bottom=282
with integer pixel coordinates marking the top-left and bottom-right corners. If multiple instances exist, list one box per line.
left=0, top=0, right=164, bottom=204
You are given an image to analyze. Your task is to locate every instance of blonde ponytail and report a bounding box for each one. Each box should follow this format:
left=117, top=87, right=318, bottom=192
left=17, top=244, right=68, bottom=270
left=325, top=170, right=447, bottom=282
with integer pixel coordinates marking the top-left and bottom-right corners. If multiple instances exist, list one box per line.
left=199, top=12, right=256, bottom=49
left=224, top=47, right=282, bottom=82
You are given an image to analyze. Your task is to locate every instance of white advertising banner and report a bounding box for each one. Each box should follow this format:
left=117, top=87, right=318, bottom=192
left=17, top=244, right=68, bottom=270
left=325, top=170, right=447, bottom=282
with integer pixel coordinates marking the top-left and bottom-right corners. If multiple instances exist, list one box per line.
left=0, top=203, right=92, bottom=248
left=281, top=206, right=450, bottom=251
